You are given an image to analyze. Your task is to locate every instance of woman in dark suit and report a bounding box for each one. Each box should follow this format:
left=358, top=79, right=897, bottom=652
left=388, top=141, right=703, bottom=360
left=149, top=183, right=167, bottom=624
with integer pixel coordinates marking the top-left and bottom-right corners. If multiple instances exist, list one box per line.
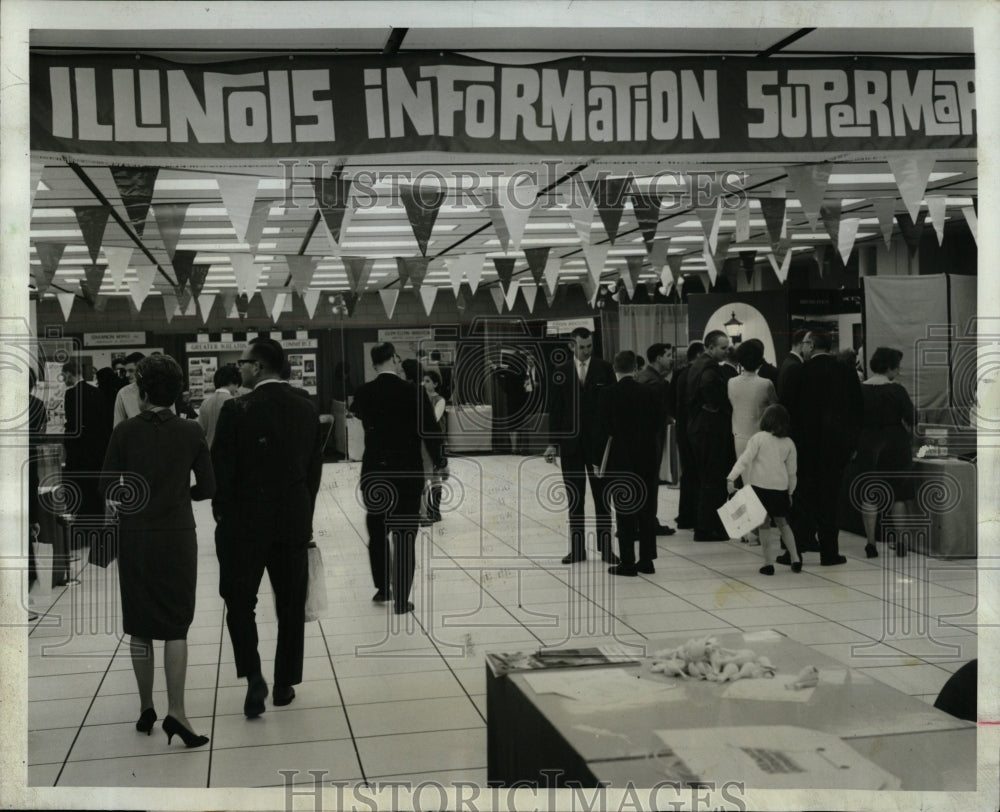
left=101, top=355, right=215, bottom=748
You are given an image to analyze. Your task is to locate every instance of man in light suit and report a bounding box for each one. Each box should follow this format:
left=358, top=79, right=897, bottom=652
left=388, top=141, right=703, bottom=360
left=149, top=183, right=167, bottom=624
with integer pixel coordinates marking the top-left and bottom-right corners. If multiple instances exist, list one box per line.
left=212, top=338, right=324, bottom=717
left=544, top=327, right=618, bottom=564
left=599, top=351, right=662, bottom=576
left=352, top=342, right=444, bottom=614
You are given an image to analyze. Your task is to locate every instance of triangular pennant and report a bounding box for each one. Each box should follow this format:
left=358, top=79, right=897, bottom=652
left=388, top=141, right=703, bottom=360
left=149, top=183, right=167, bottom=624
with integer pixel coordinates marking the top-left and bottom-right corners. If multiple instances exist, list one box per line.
left=739, top=250, right=757, bottom=283
left=419, top=285, right=438, bottom=316
left=523, top=247, right=550, bottom=284
left=631, top=192, right=662, bottom=250
left=582, top=243, right=609, bottom=284
left=34, top=242, right=66, bottom=292
left=771, top=236, right=793, bottom=269
left=103, top=246, right=133, bottom=292
left=110, top=166, right=158, bottom=238
left=464, top=253, right=486, bottom=294
left=379, top=288, right=400, bottom=319
left=667, top=253, right=685, bottom=280
left=220, top=290, right=237, bottom=319
left=785, top=163, right=832, bottom=230
left=56, top=292, right=76, bottom=320
left=703, top=239, right=717, bottom=285
left=489, top=286, right=506, bottom=314
left=493, top=257, right=516, bottom=293
left=244, top=198, right=272, bottom=251
left=259, top=289, right=278, bottom=320
left=623, top=255, right=644, bottom=298
left=543, top=257, right=562, bottom=294
left=235, top=293, right=250, bottom=319
left=231, top=254, right=263, bottom=298
left=73, top=206, right=111, bottom=264
left=709, top=234, right=733, bottom=285
left=588, top=177, right=631, bottom=245
left=521, top=283, right=539, bottom=313
left=285, top=255, right=318, bottom=295
left=579, top=275, right=598, bottom=308
left=396, top=256, right=430, bottom=291
left=176, top=287, right=192, bottom=314
left=695, top=203, right=722, bottom=252
left=541, top=283, right=557, bottom=308
left=759, top=198, right=787, bottom=251
left=314, top=174, right=354, bottom=245
left=872, top=198, right=896, bottom=249
left=151, top=202, right=189, bottom=260
left=820, top=200, right=843, bottom=248
left=887, top=153, right=936, bottom=223
left=483, top=193, right=511, bottom=252
left=84, top=262, right=106, bottom=294
left=895, top=211, right=928, bottom=258
left=503, top=278, right=521, bottom=310
left=734, top=200, right=751, bottom=243
left=767, top=246, right=793, bottom=284
left=446, top=254, right=479, bottom=295
left=500, top=181, right=537, bottom=252
left=341, top=256, right=373, bottom=294
left=926, top=195, right=947, bottom=246
left=302, top=289, right=322, bottom=319
left=125, top=296, right=140, bottom=318
left=129, top=266, right=156, bottom=310
left=647, top=239, right=670, bottom=272
left=217, top=174, right=261, bottom=244
left=189, top=263, right=211, bottom=298
left=171, top=249, right=197, bottom=292
left=30, top=161, right=44, bottom=209
left=962, top=206, right=978, bottom=244
left=660, top=266, right=674, bottom=290
left=161, top=292, right=178, bottom=323
left=400, top=185, right=445, bottom=256
left=564, top=184, right=596, bottom=245
left=270, top=292, right=287, bottom=323
left=198, top=293, right=217, bottom=324
left=186, top=295, right=198, bottom=317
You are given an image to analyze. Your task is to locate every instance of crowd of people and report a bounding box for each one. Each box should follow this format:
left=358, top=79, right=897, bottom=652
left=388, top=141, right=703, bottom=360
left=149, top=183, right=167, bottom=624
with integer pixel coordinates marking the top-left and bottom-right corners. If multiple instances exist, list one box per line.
left=27, top=327, right=916, bottom=751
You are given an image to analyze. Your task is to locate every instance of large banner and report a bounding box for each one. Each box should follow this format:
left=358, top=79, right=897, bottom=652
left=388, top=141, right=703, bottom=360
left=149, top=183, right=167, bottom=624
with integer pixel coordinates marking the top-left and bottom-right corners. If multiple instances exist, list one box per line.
left=30, top=53, right=975, bottom=160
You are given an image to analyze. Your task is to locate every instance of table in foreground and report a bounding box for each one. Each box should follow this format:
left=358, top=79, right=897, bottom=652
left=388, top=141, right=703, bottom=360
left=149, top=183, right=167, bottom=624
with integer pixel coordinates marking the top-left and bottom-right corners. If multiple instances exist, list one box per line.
left=486, top=631, right=975, bottom=791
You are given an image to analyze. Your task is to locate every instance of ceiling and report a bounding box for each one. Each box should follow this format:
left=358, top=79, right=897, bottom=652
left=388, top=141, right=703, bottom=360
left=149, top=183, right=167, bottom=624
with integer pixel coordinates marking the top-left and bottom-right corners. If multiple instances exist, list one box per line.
left=29, top=25, right=978, bottom=308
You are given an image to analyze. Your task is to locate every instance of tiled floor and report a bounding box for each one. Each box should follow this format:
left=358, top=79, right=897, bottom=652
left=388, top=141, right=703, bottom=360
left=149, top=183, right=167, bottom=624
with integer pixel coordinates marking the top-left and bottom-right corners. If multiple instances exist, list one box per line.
left=26, top=455, right=977, bottom=788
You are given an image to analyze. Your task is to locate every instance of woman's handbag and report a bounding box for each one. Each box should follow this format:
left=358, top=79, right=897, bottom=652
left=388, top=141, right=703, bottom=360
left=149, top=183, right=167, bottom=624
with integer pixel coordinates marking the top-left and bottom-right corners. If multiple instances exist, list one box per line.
left=88, top=499, right=120, bottom=568
left=303, top=542, right=328, bottom=622
left=717, top=485, right=767, bottom=540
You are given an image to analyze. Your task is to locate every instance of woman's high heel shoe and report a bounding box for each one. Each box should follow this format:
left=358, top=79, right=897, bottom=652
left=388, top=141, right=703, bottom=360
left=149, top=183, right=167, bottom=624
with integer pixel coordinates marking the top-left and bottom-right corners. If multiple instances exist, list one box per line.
left=865, top=544, right=879, bottom=559
left=163, top=715, right=209, bottom=748
left=136, top=707, right=157, bottom=734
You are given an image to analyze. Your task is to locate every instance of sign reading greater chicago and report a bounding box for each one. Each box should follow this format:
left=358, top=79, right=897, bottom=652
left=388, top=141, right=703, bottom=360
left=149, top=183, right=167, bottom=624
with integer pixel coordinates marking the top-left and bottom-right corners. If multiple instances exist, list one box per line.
left=30, top=54, right=975, bottom=158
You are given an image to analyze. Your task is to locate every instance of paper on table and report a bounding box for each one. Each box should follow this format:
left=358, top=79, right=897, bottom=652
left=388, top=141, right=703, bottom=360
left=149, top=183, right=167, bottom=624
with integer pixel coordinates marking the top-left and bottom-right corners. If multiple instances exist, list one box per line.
left=524, top=668, right=681, bottom=706
left=722, top=674, right=816, bottom=703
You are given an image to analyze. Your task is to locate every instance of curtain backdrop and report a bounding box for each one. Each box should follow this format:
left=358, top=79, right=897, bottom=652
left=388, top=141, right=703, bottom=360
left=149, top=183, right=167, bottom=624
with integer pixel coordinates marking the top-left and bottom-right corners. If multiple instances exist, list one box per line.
left=614, top=305, right=689, bottom=361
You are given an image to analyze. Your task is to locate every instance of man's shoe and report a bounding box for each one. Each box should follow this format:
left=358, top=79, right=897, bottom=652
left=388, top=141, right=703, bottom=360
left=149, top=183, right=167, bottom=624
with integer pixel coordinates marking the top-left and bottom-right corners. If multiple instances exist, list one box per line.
left=372, top=589, right=390, bottom=603
left=655, top=524, right=676, bottom=536
left=244, top=674, right=268, bottom=718
left=820, top=555, right=848, bottom=567
left=692, top=533, right=728, bottom=542
left=393, top=602, right=415, bottom=614
left=635, top=560, right=655, bottom=574
left=561, top=553, right=586, bottom=564
left=775, top=552, right=792, bottom=566
left=272, top=684, right=296, bottom=706
left=608, top=564, right=638, bottom=577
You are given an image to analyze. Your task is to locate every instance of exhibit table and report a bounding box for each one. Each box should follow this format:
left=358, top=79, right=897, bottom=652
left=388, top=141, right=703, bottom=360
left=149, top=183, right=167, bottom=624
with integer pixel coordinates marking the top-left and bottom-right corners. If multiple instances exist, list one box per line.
left=911, top=456, right=977, bottom=558
left=486, top=631, right=974, bottom=790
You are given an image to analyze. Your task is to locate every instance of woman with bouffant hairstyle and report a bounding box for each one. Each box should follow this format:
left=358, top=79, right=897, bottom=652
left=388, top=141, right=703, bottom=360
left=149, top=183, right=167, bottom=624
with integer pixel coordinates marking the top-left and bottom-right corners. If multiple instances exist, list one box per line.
left=101, top=354, right=215, bottom=748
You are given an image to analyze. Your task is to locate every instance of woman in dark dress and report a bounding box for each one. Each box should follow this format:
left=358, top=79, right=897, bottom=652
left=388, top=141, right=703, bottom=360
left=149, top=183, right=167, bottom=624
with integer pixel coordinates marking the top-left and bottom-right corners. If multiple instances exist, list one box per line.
left=856, top=347, right=915, bottom=558
left=101, top=355, right=215, bottom=747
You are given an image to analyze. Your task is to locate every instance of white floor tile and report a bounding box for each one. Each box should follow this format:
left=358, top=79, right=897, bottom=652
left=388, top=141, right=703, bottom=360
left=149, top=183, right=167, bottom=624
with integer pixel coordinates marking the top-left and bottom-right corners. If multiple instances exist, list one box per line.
left=209, top=739, right=363, bottom=787
left=347, top=696, right=483, bottom=738
left=57, top=750, right=210, bottom=787
left=354, top=729, right=486, bottom=777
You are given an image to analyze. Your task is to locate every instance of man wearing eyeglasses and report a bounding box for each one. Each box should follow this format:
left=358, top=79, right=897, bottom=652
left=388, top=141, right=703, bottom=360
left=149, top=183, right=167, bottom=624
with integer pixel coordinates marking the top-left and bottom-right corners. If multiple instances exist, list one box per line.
left=211, top=338, right=324, bottom=717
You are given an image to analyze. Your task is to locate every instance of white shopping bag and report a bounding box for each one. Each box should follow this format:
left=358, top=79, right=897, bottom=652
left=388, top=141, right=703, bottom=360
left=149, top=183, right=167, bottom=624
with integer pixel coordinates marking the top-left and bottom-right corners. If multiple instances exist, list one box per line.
left=304, top=544, right=328, bottom=622
left=717, top=485, right=768, bottom=539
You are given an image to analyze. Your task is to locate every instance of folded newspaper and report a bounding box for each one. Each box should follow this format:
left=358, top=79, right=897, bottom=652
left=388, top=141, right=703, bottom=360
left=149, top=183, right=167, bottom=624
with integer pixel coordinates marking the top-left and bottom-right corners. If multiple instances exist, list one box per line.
left=486, top=645, right=638, bottom=676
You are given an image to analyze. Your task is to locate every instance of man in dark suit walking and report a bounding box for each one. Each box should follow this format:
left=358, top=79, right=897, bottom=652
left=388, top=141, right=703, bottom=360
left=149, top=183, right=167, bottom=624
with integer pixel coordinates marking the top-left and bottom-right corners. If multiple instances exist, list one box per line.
left=635, top=343, right=676, bottom=536
left=780, top=330, right=863, bottom=566
left=686, top=331, right=733, bottom=541
left=600, top=351, right=662, bottom=576
left=351, top=342, right=444, bottom=614
left=212, top=338, right=323, bottom=717
left=672, top=341, right=703, bottom=529
left=62, top=360, right=111, bottom=525
left=777, top=329, right=808, bottom=400
left=544, top=327, right=618, bottom=565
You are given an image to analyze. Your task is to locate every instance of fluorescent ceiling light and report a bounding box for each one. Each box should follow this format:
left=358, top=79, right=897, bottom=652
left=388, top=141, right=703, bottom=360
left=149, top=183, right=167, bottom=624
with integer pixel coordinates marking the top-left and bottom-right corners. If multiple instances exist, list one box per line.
left=31, top=208, right=76, bottom=219
left=338, top=240, right=426, bottom=249
left=482, top=237, right=581, bottom=247
left=347, top=224, right=456, bottom=234
left=28, top=230, right=81, bottom=238
left=829, top=171, right=960, bottom=184
left=154, top=179, right=220, bottom=191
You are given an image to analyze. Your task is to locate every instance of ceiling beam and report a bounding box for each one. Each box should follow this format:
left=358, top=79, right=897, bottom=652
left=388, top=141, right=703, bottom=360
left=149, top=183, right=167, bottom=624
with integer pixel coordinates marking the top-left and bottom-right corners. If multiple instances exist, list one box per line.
left=382, top=27, right=409, bottom=56
left=757, top=28, right=816, bottom=58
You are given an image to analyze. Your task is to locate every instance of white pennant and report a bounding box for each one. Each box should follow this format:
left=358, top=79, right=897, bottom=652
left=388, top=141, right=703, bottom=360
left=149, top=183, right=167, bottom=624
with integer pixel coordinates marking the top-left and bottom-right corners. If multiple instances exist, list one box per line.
left=926, top=195, right=947, bottom=246
left=231, top=254, right=262, bottom=298
left=217, top=175, right=261, bottom=244
left=450, top=253, right=485, bottom=295
left=500, top=181, right=537, bottom=252
left=887, top=153, right=936, bottom=223
left=838, top=218, right=861, bottom=265
left=379, top=288, right=399, bottom=319
left=503, top=278, right=521, bottom=310
left=767, top=248, right=793, bottom=283
left=660, top=267, right=674, bottom=288
left=259, top=289, right=278, bottom=320
left=464, top=254, right=486, bottom=293
left=489, top=286, right=506, bottom=314
left=129, top=265, right=156, bottom=309
left=103, top=246, right=133, bottom=292
left=244, top=199, right=272, bottom=251
left=582, top=243, right=609, bottom=284
left=580, top=275, right=598, bottom=307
left=543, top=257, right=562, bottom=294
left=785, top=163, right=833, bottom=231
left=30, top=161, right=44, bottom=209
left=872, top=198, right=896, bottom=249
left=564, top=187, right=595, bottom=245
left=185, top=296, right=198, bottom=317
left=302, top=289, right=322, bottom=319
left=419, top=285, right=438, bottom=316
left=198, top=293, right=217, bottom=323
left=734, top=201, right=751, bottom=242
left=702, top=238, right=718, bottom=285
left=271, top=292, right=287, bottom=323
left=962, top=206, right=978, bottom=243
left=521, top=283, right=538, bottom=313
left=57, top=292, right=76, bottom=320
left=696, top=201, right=722, bottom=253
left=161, top=292, right=177, bottom=323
